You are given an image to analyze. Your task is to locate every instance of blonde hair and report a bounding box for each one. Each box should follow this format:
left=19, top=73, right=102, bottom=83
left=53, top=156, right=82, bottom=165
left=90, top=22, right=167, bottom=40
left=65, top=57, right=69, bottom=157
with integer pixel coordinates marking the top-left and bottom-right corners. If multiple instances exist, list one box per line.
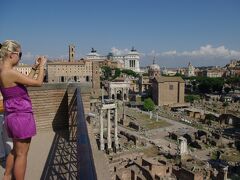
left=0, top=40, right=21, bottom=61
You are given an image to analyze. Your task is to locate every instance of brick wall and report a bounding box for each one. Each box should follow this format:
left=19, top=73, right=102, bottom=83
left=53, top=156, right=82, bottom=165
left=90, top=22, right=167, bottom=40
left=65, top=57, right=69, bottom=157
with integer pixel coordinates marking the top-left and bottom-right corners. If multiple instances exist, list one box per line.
left=28, top=83, right=91, bottom=131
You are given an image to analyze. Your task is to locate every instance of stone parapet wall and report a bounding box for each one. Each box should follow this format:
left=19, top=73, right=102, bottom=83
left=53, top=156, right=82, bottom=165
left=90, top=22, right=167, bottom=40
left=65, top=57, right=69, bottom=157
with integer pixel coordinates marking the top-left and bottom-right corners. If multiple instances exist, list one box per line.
left=28, top=83, right=91, bottom=131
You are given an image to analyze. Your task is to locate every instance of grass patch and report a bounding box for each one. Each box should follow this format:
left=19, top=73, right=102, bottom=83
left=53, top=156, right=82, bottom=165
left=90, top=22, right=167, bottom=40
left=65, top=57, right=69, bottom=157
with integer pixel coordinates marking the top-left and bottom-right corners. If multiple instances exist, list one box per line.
left=221, top=149, right=240, bottom=162
left=125, top=108, right=171, bottom=130
left=211, top=149, right=240, bottom=162
left=144, top=120, right=171, bottom=130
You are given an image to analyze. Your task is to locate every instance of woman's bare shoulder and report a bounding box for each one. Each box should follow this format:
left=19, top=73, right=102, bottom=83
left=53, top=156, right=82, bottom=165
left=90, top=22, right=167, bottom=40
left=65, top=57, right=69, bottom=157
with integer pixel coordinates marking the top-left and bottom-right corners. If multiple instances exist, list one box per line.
left=0, top=68, right=19, bottom=76
left=0, top=69, right=21, bottom=86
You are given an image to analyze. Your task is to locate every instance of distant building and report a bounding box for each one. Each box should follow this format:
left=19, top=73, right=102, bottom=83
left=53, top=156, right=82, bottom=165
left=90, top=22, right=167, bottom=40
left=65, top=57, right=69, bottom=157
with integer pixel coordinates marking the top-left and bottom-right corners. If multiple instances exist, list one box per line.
left=15, top=63, right=46, bottom=79
left=152, top=76, right=185, bottom=106
left=186, top=62, right=195, bottom=77
left=148, top=58, right=161, bottom=78
left=162, top=67, right=178, bottom=76
left=139, top=75, right=151, bottom=95
left=225, top=59, right=240, bottom=68
left=202, top=68, right=226, bottom=77
left=85, top=47, right=140, bottom=72
left=47, top=60, right=92, bottom=83
left=15, top=63, right=32, bottom=76
left=69, top=44, right=75, bottom=62
left=177, top=68, right=186, bottom=76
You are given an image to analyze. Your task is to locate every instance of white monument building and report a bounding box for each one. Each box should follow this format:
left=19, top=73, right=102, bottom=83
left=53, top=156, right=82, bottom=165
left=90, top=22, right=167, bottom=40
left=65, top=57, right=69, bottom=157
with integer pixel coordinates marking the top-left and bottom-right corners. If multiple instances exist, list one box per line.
left=85, top=47, right=140, bottom=72
left=123, top=47, right=140, bottom=72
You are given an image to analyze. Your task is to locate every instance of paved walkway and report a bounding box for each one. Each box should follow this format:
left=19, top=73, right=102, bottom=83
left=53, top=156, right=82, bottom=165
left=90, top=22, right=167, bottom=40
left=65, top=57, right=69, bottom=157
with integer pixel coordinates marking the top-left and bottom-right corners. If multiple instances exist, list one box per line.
left=87, top=123, right=112, bottom=180
left=0, top=130, right=55, bottom=180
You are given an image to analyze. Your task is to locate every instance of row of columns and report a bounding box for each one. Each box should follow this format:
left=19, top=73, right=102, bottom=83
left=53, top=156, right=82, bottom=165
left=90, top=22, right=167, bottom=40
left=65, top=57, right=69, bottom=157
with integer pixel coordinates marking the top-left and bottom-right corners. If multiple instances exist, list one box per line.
left=99, top=105, right=118, bottom=151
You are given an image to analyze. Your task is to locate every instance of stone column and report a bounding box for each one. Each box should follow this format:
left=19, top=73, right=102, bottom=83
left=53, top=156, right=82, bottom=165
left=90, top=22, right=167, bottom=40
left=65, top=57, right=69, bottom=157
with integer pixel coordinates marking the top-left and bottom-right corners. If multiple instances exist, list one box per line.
left=107, top=109, right=112, bottom=150
left=114, top=108, right=119, bottom=149
left=122, top=88, right=124, bottom=101
left=100, top=109, right=104, bottom=150
left=126, top=88, right=129, bottom=101
left=123, top=102, right=126, bottom=120
left=114, top=88, right=117, bottom=100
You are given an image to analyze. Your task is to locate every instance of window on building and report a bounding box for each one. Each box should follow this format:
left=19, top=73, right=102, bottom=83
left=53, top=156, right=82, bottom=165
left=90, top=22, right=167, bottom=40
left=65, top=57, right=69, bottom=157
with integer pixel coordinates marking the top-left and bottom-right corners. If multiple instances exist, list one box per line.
left=86, top=76, right=89, bottom=82
left=169, top=85, right=174, bottom=90
left=61, top=76, right=64, bottom=82
left=74, top=76, right=77, bottom=82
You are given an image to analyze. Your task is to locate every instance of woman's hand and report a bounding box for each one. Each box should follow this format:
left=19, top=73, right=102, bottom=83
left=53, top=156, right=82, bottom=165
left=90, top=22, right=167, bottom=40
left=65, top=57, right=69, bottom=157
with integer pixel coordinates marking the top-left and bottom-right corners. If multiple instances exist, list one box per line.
left=37, top=56, right=47, bottom=67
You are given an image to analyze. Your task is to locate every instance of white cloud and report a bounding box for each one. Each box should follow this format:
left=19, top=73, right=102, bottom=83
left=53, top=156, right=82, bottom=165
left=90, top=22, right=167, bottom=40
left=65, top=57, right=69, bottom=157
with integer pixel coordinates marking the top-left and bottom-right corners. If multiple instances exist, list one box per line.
left=147, top=50, right=161, bottom=57
left=111, top=47, right=129, bottom=56
left=157, top=45, right=240, bottom=58
left=229, top=50, right=240, bottom=57
left=22, top=52, right=34, bottom=61
left=141, top=45, right=240, bottom=67
left=161, top=50, right=177, bottom=56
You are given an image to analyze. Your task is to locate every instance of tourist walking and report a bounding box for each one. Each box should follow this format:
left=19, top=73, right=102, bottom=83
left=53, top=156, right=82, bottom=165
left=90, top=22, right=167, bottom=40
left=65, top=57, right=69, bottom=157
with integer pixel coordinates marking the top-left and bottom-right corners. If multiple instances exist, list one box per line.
left=0, top=40, right=46, bottom=180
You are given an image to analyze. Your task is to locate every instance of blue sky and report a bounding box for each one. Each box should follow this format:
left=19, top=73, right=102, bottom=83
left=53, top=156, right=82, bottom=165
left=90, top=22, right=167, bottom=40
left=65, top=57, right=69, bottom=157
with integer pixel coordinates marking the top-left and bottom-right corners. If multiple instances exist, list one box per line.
left=1, top=0, right=240, bottom=67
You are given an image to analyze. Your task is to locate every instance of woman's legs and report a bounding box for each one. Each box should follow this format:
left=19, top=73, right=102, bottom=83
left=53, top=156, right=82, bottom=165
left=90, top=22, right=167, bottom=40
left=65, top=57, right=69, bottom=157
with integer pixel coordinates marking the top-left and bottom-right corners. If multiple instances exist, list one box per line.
left=13, top=138, right=31, bottom=180
left=3, top=138, right=31, bottom=180
left=3, top=149, right=15, bottom=180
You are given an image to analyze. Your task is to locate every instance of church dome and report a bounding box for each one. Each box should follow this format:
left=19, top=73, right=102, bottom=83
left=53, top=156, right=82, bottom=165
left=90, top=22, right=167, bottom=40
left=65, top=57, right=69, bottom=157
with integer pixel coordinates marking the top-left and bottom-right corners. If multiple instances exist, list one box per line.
left=149, top=64, right=160, bottom=71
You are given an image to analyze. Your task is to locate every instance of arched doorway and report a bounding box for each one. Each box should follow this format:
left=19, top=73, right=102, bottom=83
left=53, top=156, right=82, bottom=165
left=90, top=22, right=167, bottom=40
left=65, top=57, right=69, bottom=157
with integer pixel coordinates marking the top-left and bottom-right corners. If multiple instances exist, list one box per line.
left=117, top=90, right=122, bottom=100
left=124, top=94, right=127, bottom=100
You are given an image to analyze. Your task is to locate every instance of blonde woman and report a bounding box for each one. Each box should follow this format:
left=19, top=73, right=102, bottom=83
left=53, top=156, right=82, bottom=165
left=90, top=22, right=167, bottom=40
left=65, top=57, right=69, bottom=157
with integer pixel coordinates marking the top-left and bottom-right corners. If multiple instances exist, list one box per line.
left=0, top=40, right=46, bottom=180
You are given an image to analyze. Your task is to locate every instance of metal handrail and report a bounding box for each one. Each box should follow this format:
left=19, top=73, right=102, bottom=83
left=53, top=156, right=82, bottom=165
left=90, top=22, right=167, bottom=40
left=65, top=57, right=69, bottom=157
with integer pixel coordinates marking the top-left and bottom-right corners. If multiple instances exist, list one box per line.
left=76, top=87, right=97, bottom=180
left=40, top=85, right=97, bottom=180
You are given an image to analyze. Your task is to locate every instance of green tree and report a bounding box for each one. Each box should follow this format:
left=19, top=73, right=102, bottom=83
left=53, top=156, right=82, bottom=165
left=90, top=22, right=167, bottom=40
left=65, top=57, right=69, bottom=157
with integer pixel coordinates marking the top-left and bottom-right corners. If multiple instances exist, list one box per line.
left=101, top=66, right=112, bottom=80
left=211, top=78, right=224, bottom=93
left=185, top=95, right=200, bottom=103
left=121, top=69, right=139, bottom=78
left=143, top=98, right=155, bottom=111
left=224, top=87, right=231, bottom=94
left=197, top=77, right=224, bottom=93
left=112, top=68, right=121, bottom=80
left=198, top=79, right=211, bottom=93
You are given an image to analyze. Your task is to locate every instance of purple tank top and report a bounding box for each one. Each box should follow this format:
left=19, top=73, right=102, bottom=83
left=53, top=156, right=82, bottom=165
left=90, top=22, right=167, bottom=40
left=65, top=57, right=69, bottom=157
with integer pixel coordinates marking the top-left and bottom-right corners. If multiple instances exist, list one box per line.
left=0, top=84, right=33, bottom=113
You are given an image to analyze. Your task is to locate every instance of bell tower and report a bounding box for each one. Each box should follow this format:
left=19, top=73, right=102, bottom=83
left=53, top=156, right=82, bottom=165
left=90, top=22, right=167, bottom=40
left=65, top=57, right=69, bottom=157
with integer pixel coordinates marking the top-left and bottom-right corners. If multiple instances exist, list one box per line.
left=69, top=44, right=75, bottom=62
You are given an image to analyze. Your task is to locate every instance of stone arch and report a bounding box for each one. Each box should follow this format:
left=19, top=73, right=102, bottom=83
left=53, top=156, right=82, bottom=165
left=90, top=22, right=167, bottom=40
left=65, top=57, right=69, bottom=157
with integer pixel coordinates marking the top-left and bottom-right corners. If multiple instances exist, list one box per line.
left=117, top=90, right=122, bottom=100
left=124, top=93, right=127, bottom=100
left=74, top=76, right=77, bottom=82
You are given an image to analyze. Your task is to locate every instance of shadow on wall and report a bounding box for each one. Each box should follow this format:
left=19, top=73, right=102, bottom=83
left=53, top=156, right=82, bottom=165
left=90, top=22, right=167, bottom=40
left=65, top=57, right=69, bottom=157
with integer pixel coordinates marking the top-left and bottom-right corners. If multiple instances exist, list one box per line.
left=52, top=91, right=69, bottom=133
left=40, top=90, right=77, bottom=179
